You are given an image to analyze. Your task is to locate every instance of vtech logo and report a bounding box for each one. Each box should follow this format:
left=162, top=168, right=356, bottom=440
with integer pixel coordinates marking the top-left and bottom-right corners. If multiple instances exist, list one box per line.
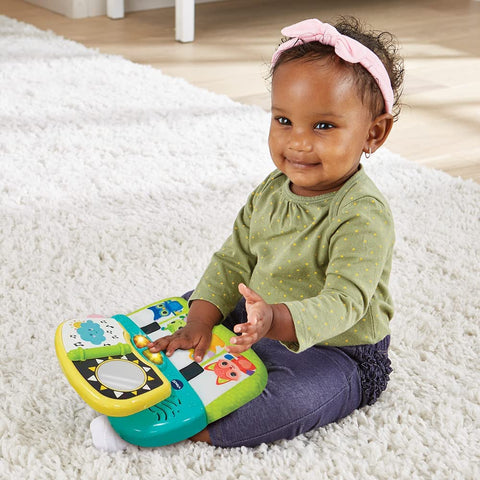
left=171, top=379, right=184, bottom=390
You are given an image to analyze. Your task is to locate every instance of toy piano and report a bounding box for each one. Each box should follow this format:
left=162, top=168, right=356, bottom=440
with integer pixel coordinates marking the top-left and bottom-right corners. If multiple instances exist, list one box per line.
left=55, top=297, right=268, bottom=447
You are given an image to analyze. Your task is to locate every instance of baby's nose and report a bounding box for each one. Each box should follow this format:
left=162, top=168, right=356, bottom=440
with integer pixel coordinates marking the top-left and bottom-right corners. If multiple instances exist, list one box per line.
left=288, top=128, right=312, bottom=152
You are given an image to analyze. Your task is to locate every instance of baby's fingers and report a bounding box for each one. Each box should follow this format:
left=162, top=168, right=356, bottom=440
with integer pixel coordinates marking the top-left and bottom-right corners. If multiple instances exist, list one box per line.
left=164, top=335, right=196, bottom=357
left=192, top=335, right=212, bottom=363
left=148, top=336, right=172, bottom=353
left=233, top=315, right=260, bottom=333
left=233, top=323, right=248, bottom=335
left=228, top=329, right=257, bottom=352
left=147, top=332, right=188, bottom=355
left=230, top=333, right=257, bottom=346
left=227, top=337, right=254, bottom=355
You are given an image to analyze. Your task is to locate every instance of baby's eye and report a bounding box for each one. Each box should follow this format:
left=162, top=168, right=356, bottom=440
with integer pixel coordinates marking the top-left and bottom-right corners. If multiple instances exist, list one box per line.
left=276, top=116, right=291, bottom=126
left=314, top=122, right=334, bottom=130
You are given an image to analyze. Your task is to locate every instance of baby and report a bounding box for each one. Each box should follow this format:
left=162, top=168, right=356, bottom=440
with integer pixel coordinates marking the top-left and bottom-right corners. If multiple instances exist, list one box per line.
left=93, top=16, right=404, bottom=450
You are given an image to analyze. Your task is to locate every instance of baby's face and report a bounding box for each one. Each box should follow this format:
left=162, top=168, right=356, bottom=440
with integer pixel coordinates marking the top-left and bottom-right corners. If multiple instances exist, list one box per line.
left=268, top=58, right=375, bottom=196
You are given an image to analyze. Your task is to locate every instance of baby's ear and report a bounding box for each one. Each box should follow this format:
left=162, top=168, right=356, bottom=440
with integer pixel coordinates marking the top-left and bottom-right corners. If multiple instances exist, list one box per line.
left=365, top=113, right=394, bottom=154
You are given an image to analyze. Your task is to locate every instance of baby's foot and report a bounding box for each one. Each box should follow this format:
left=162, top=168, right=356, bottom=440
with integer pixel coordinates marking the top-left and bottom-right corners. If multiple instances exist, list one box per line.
left=90, top=415, right=130, bottom=452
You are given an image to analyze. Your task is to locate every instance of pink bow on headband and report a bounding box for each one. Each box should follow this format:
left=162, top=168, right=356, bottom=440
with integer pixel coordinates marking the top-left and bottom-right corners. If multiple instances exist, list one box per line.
left=271, top=19, right=394, bottom=114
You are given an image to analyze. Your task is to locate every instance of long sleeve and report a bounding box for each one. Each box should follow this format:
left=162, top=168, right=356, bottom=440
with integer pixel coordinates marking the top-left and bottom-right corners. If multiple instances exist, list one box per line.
left=282, top=195, right=394, bottom=352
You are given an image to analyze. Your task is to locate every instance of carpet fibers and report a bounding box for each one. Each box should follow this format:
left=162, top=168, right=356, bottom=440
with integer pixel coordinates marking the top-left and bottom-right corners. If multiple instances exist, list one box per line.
left=0, top=15, right=479, bottom=480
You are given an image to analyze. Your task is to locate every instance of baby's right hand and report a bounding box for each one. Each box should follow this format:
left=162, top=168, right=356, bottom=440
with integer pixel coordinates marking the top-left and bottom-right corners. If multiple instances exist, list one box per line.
left=147, top=321, right=213, bottom=363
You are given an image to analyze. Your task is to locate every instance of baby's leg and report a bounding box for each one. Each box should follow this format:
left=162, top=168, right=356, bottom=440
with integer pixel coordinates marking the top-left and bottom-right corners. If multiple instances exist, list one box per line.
left=207, top=337, right=363, bottom=447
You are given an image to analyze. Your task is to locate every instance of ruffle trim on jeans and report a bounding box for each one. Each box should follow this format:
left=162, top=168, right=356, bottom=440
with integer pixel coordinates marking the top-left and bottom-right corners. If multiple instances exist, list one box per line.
left=339, top=335, right=392, bottom=407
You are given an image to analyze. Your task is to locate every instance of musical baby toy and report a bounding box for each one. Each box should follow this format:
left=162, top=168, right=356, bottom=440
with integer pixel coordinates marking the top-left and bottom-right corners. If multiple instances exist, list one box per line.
left=55, top=297, right=268, bottom=447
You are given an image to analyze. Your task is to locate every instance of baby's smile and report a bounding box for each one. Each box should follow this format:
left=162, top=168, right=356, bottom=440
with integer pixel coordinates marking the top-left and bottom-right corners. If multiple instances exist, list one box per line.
left=285, top=157, right=322, bottom=169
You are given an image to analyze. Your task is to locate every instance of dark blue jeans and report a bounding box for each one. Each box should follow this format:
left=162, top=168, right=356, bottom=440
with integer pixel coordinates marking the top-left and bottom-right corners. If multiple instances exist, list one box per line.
left=183, top=292, right=392, bottom=447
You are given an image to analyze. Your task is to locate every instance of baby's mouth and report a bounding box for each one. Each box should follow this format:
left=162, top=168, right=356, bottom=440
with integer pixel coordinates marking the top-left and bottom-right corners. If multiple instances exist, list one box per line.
left=286, top=157, right=321, bottom=168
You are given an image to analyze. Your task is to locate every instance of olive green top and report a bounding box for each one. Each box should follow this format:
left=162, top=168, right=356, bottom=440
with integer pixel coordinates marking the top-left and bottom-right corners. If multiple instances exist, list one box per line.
left=191, top=166, right=395, bottom=352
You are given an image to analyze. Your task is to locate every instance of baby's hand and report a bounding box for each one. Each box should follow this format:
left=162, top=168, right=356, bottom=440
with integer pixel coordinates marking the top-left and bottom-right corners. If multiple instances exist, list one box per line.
left=148, top=321, right=212, bottom=363
left=228, top=283, right=274, bottom=354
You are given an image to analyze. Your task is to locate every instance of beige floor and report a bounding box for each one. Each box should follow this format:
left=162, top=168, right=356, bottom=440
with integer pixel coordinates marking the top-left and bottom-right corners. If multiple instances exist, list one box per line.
left=3, top=0, right=480, bottom=182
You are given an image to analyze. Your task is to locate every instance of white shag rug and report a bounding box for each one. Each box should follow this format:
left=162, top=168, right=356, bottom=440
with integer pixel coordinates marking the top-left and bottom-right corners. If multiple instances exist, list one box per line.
left=1, top=15, right=479, bottom=480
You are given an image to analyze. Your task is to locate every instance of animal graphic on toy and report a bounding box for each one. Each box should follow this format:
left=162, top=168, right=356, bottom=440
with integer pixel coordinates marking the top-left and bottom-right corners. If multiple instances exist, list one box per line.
left=205, top=355, right=256, bottom=385
left=55, top=297, right=267, bottom=447
left=148, top=300, right=184, bottom=320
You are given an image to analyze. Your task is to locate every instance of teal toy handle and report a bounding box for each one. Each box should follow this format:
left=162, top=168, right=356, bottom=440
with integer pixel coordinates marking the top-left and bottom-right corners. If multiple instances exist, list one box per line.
left=109, top=314, right=208, bottom=446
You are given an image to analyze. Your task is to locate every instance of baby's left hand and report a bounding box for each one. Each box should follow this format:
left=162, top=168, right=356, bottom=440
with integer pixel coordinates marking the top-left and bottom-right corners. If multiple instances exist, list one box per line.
left=227, top=283, right=274, bottom=354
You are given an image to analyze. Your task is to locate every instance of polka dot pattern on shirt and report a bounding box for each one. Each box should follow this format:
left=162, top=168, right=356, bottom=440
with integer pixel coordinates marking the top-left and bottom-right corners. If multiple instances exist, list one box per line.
left=190, top=168, right=395, bottom=350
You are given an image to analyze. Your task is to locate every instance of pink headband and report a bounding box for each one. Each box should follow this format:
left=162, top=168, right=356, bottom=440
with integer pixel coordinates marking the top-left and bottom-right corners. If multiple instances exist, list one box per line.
left=271, top=19, right=394, bottom=114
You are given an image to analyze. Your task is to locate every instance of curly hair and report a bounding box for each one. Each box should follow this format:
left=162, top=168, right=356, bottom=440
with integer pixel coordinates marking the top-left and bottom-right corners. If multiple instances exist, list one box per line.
left=270, top=17, right=405, bottom=121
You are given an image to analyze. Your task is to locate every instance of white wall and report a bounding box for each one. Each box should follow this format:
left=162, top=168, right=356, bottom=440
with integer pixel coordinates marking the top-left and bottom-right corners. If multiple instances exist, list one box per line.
left=25, top=0, right=222, bottom=19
